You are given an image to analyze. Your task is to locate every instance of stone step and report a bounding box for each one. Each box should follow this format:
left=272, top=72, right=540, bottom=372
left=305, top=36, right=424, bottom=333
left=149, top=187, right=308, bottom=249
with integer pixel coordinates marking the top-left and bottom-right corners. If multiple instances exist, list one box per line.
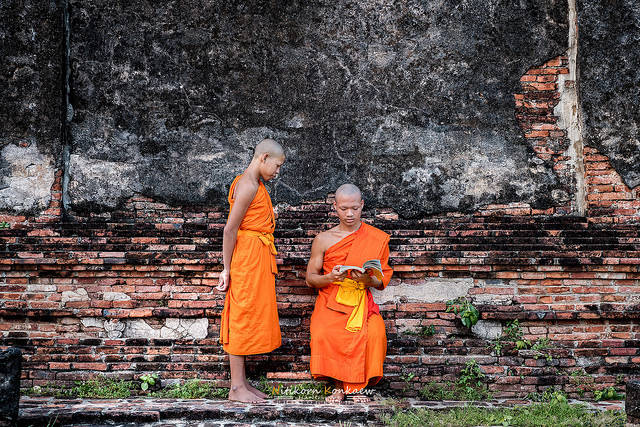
left=18, top=397, right=392, bottom=426
left=17, top=396, right=625, bottom=427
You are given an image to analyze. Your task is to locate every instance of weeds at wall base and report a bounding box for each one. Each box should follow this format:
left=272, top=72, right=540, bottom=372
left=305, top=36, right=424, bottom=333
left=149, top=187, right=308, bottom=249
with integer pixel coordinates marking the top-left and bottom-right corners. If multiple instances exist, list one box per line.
left=381, top=402, right=626, bottom=427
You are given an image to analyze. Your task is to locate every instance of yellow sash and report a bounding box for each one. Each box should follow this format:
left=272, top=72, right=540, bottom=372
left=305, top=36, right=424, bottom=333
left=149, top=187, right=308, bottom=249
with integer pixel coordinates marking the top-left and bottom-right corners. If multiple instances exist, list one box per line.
left=237, top=229, right=277, bottom=254
left=237, top=229, right=278, bottom=273
left=334, top=278, right=367, bottom=332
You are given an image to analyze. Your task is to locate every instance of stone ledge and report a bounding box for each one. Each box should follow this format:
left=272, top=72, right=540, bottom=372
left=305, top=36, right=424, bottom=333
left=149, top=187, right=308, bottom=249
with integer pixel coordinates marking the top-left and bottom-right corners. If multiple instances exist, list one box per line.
left=18, top=397, right=625, bottom=427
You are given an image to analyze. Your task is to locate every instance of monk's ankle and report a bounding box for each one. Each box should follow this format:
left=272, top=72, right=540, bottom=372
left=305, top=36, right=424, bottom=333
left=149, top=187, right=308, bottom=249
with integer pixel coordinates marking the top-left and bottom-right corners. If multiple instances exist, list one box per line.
left=230, top=383, right=246, bottom=392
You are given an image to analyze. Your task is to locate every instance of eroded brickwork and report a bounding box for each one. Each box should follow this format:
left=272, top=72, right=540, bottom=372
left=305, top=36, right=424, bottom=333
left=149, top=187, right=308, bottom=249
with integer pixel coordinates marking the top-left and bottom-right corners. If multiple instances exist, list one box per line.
left=1, top=54, right=639, bottom=398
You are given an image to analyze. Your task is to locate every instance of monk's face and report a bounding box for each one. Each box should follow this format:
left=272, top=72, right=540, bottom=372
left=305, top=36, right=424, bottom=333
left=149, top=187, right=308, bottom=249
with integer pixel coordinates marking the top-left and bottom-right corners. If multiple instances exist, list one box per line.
left=334, top=193, right=364, bottom=227
left=260, top=154, right=285, bottom=181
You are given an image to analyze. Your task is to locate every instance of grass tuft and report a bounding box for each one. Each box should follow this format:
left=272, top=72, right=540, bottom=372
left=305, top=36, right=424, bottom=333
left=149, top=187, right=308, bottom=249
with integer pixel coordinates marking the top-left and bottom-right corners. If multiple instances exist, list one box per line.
left=382, top=401, right=626, bottom=427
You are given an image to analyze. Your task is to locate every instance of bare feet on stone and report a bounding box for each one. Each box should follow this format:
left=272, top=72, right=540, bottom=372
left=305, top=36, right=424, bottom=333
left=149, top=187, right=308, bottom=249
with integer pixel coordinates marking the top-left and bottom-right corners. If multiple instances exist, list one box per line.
left=228, top=384, right=265, bottom=403
left=325, top=388, right=345, bottom=404
left=245, top=381, right=268, bottom=399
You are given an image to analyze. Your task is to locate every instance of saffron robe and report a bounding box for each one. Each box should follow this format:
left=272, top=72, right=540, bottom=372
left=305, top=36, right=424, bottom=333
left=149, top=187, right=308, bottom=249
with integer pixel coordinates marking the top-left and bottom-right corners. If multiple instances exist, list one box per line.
left=310, top=222, right=392, bottom=390
left=220, top=176, right=281, bottom=355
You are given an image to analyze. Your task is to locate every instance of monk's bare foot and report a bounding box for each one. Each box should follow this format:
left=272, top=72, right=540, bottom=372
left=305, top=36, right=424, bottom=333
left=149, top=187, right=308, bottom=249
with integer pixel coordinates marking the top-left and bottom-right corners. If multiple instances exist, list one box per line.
left=325, top=389, right=345, bottom=404
left=245, top=381, right=268, bottom=399
left=228, top=384, right=265, bottom=403
left=351, top=394, right=371, bottom=403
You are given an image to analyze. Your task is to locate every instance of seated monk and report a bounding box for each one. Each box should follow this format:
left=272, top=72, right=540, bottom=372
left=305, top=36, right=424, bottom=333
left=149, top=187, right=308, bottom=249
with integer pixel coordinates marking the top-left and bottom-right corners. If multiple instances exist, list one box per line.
left=305, top=183, right=393, bottom=403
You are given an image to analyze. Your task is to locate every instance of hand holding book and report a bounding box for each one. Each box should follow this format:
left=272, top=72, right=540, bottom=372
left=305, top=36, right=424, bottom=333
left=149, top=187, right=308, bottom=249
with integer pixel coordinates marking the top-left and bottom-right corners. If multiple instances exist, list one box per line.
left=337, top=259, right=384, bottom=282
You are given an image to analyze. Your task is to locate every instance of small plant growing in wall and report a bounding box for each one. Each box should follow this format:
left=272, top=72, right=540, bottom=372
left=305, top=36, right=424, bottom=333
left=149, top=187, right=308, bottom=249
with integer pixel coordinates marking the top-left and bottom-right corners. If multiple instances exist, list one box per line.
left=400, top=372, right=416, bottom=394
left=594, top=386, right=624, bottom=401
left=492, top=319, right=531, bottom=355
left=531, top=337, right=553, bottom=362
left=139, top=373, right=159, bottom=391
left=405, top=324, right=436, bottom=337
left=492, top=320, right=554, bottom=362
left=0, top=221, right=9, bottom=229
left=445, top=297, right=479, bottom=328
left=569, top=369, right=594, bottom=397
left=527, top=387, right=567, bottom=404
left=420, top=359, right=491, bottom=401
left=457, top=360, right=487, bottom=397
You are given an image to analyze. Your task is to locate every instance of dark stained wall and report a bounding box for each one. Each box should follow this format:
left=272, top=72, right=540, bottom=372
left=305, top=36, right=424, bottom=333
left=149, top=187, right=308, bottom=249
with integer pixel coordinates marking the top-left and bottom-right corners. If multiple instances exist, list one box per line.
left=67, top=0, right=568, bottom=216
left=0, top=0, right=63, bottom=155
left=2, top=1, right=640, bottom=217
left=578, top=0, right=640, bottom=189
left=0, top=1, right=63, bottom=214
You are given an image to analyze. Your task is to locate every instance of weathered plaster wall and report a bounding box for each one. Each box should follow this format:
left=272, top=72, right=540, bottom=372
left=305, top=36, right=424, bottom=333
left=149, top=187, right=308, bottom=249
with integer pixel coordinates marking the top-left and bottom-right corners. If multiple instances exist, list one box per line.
left=67, top=0, right=568, bottom=216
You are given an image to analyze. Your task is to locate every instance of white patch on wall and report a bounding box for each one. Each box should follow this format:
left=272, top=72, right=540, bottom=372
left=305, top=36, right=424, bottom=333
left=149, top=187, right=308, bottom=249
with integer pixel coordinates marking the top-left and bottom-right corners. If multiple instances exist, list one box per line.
left=105, top=320, right=126, bottom=338
left=372, top=278, right=474, bottom=304
left=125, top=318, right=209, bottom=339
left=68, top=154, right=141, bottom=208
left=0, top=142, right=55, bottom=213
left=102, top=292, right=131, bottom=301
left=81, top=318, right=104, bottom=329
left=80, top=317, right=209, bottom=339
left=471, top=320, right=503, bottom=339
left=61, top=288, right=89, bottom=304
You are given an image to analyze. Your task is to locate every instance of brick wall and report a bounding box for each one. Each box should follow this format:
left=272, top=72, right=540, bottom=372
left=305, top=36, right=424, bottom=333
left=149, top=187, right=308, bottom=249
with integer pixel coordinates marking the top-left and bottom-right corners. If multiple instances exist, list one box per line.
left=1, top=54, right=639, bottom=399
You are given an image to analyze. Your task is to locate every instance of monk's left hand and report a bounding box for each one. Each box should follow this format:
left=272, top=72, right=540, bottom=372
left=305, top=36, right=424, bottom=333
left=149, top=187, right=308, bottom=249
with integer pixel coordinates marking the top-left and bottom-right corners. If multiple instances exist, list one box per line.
left=216, top=269, right=230, bottom=292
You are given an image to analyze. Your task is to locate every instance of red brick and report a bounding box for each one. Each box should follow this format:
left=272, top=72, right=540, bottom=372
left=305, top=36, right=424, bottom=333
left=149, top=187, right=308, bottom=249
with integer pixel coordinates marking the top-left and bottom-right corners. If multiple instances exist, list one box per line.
left=525, top=130, right=549, bottom=138
left=72, top=363, right=107, bottom=371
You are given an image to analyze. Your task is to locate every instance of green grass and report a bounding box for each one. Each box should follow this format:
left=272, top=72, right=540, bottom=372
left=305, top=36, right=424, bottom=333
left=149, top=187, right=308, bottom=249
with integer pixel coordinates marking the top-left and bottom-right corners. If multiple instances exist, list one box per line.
left=420, top=381, right=491, bottom=401
left=149, top=379, right=228, bottom=399
left=71, top=378, right=133, bottom=398
left=26, top=378, right=229, bottom=399
left=382, top=401, right=626, bottom=427
left=25, top=378, right=134, bottom=399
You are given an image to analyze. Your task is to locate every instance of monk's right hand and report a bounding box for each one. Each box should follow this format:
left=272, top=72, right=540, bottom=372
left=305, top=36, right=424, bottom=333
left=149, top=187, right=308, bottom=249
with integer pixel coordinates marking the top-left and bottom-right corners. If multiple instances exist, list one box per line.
left=327, top=265, right=348, bottom=282
left=216, top=269, right=230, bottom=292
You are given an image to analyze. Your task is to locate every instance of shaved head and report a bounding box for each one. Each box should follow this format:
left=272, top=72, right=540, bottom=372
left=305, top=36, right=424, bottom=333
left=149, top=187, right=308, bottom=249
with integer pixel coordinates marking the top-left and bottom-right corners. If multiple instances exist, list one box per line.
left=335, top=183, right=362, bottom=201
left=253, top=138, right=284, bottom=160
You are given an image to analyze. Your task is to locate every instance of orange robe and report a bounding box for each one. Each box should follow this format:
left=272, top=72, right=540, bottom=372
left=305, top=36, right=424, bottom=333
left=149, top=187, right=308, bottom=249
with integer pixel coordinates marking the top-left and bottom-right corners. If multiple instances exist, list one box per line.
left=310, top=223, right=393, bottom=392
left=220, top=175, right=281, bottom=355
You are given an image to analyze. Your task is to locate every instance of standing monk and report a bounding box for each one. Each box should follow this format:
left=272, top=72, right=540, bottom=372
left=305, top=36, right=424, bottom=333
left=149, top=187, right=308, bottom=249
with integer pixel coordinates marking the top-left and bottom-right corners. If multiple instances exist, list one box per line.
left=217, top=138, right=285, bottom=403
left=306, top=184, right=393, bottom=403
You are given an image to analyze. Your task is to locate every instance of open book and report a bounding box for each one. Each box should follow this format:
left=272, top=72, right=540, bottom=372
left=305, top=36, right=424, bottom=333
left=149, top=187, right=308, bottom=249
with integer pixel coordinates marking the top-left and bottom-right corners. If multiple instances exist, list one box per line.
left=337, top=259, right=384, bottom=281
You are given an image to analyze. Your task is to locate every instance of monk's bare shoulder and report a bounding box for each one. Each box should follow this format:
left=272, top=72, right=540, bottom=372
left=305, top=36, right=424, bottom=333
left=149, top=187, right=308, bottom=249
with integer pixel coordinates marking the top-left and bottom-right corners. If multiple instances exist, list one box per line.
left=232, top=175, right=259, bottom=200
left=312, top=229, right=335, bottom=253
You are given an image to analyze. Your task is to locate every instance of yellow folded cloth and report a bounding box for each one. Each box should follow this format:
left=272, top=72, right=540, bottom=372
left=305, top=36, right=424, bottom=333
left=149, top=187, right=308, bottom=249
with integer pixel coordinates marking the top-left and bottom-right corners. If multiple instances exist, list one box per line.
left=334, top=278, right=367, bottom=332
left=237, top=229, right=277, bottom=255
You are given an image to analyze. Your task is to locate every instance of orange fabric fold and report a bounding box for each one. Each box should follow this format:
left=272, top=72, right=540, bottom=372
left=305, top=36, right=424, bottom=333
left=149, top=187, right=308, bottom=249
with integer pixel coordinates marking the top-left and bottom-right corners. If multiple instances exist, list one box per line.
left=342, top=313, right=387, bottom=394
left=310, top=223, right=392, bottom=386
left=220, top=176, right=281, bottom=355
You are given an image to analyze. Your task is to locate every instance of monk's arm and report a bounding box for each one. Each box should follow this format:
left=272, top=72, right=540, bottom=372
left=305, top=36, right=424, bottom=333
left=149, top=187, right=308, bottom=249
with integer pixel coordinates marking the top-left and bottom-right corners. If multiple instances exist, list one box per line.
left=222, top=180, right=258, bottom=272
left=305, top=235, right=346, bottom=288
